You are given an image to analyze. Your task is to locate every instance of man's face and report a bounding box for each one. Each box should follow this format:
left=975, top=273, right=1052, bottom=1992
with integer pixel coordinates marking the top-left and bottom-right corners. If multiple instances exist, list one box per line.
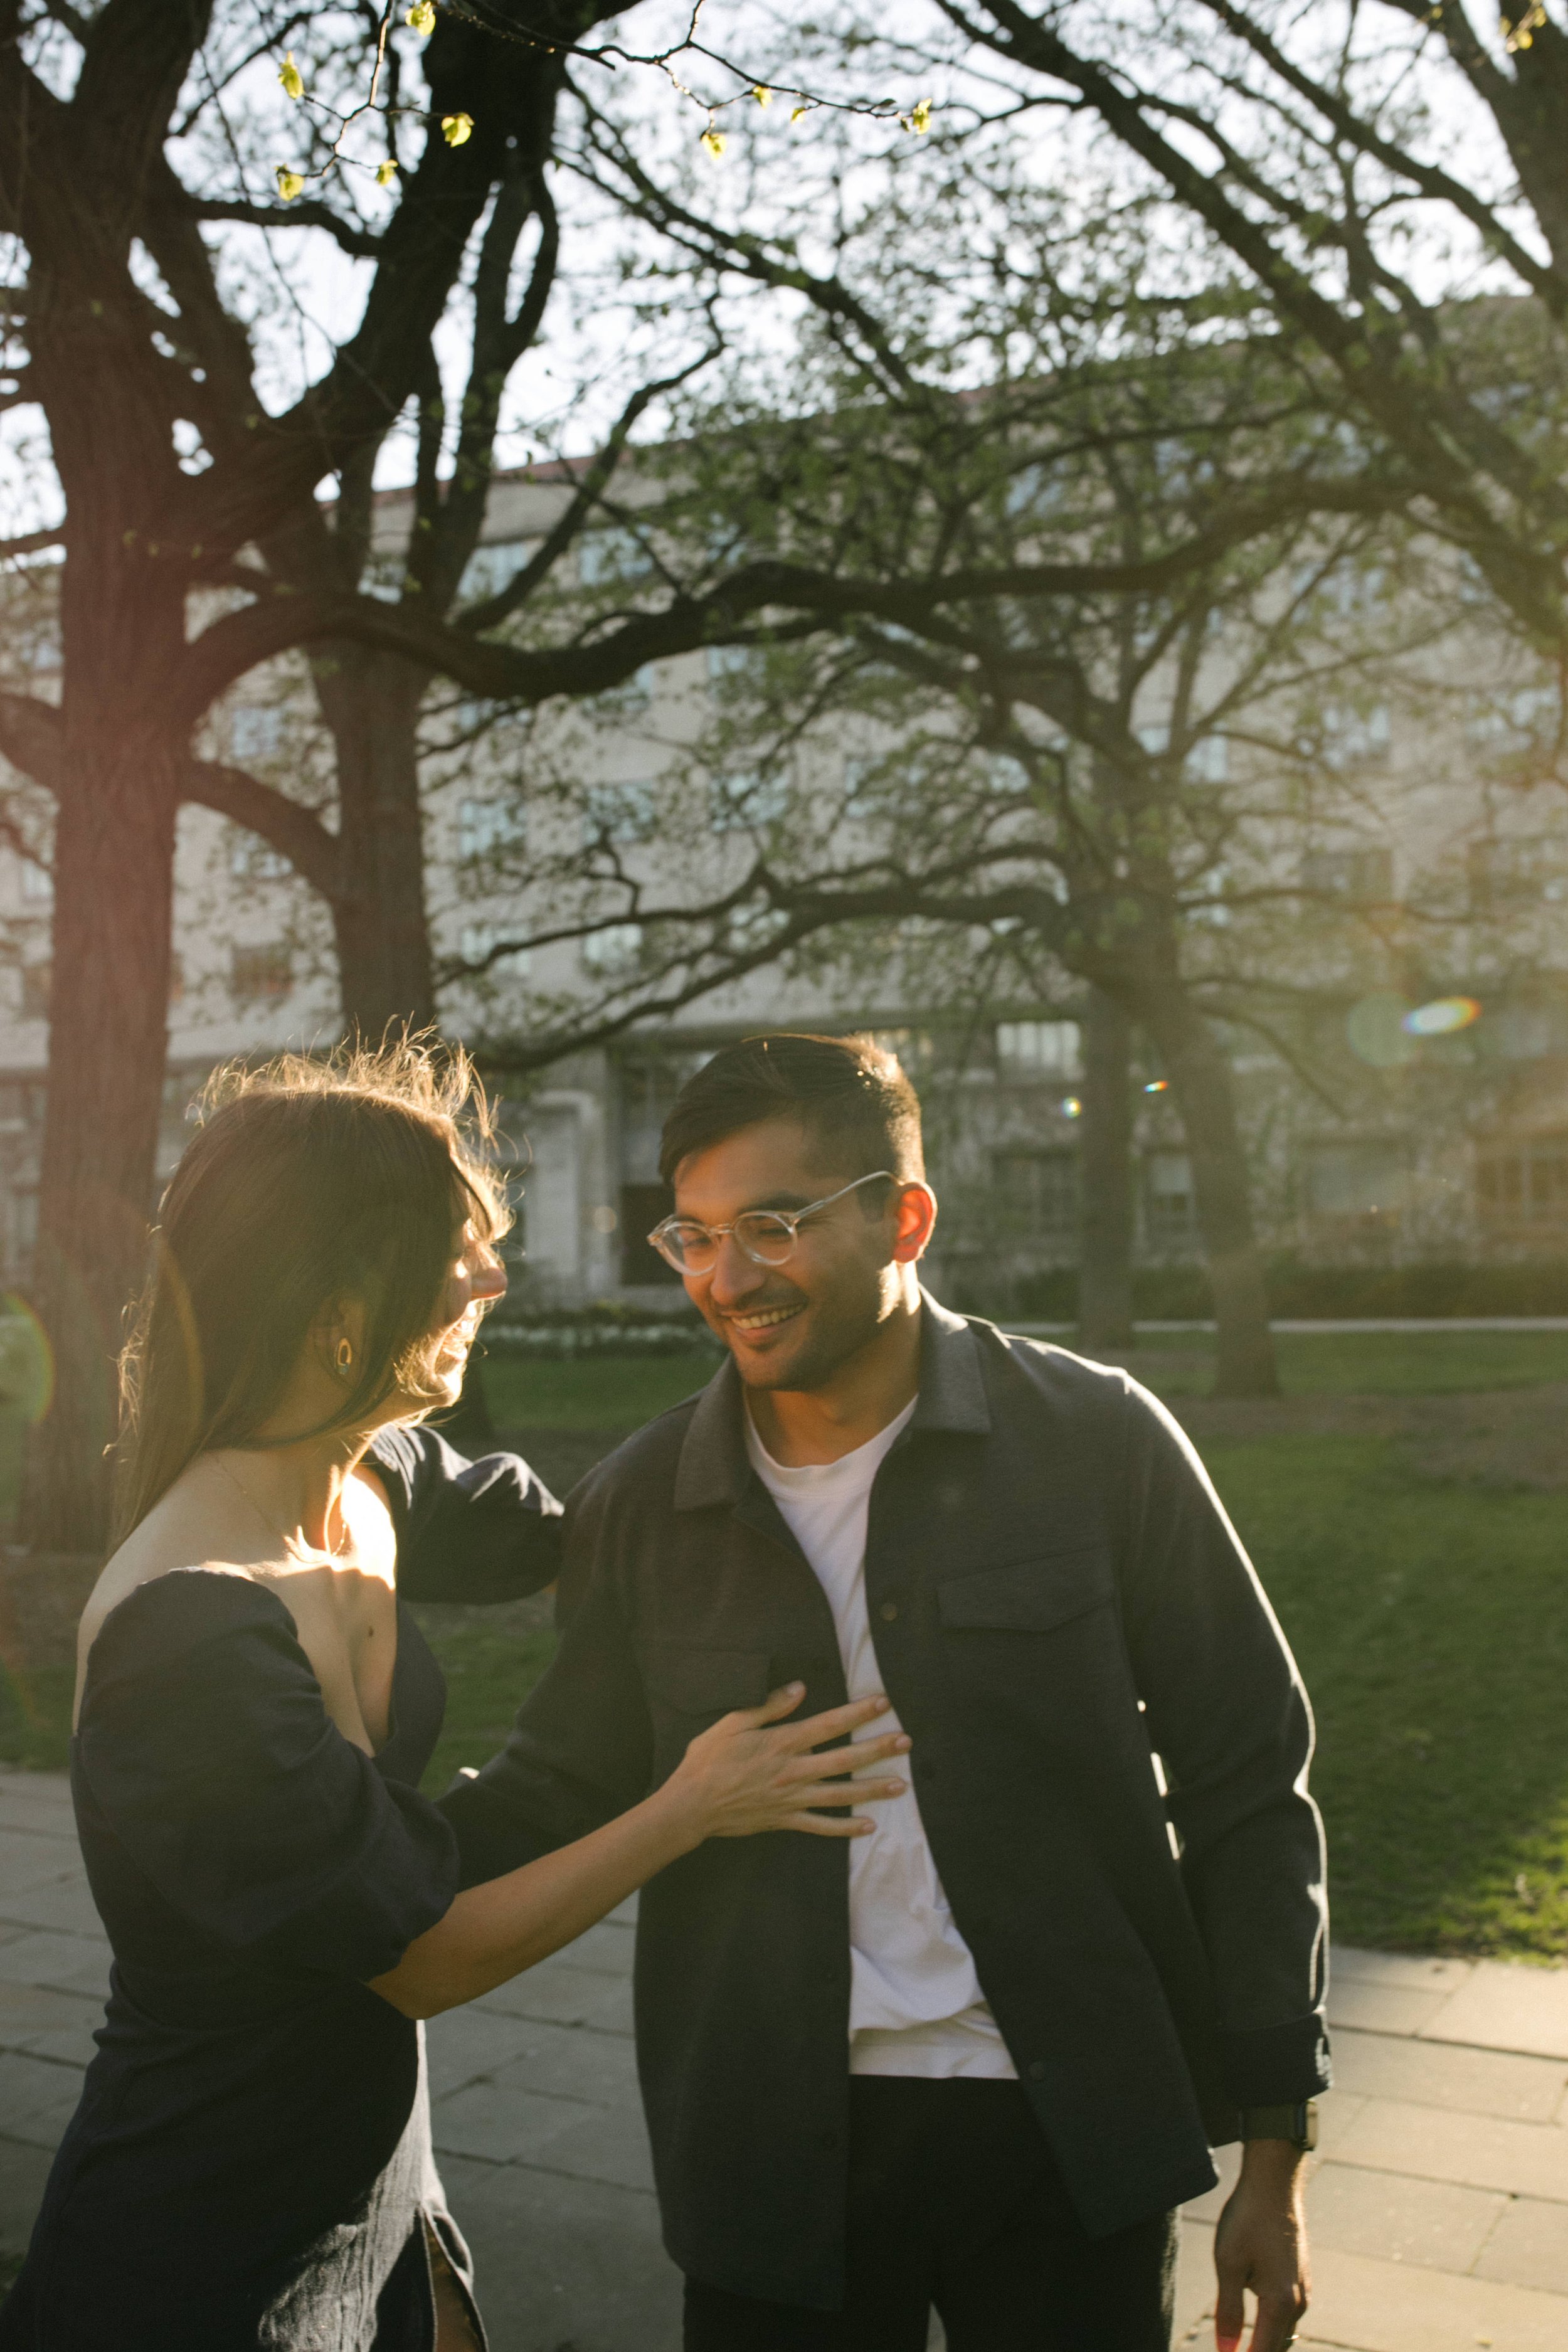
left=671, top=1116, right=924, bottom=1392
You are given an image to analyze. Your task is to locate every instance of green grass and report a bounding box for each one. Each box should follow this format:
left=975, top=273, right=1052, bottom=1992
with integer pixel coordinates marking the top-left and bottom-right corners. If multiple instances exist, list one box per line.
left=1214, top=1433, right=1568, bottom=1956
left=0, top=1663, right=72, bottom=1772
left=415, top=1618, right=558, bottom=1797
left=1104, top=1327, right=1568, bottom=1396
left=480, top=1353, right=715, bottom=1432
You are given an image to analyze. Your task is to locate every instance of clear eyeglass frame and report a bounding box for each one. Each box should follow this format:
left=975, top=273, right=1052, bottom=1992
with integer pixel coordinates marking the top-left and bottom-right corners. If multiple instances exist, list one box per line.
left=647, top=1170, right=898, bottom=1276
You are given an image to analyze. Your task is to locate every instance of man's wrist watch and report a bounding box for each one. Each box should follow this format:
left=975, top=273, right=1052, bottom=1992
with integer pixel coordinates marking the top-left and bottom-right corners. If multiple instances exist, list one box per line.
left=1240, top=2100, right=1318, bottom=2151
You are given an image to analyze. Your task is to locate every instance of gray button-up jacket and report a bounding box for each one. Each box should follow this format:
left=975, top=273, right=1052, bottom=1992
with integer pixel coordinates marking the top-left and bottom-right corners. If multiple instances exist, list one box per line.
left=442, top=1296, right=1330, bottom=2308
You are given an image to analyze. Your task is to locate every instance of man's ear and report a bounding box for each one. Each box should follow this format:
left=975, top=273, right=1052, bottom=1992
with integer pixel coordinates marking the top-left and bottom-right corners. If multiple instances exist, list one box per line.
left=891, top=1182, right=938, bottom=1264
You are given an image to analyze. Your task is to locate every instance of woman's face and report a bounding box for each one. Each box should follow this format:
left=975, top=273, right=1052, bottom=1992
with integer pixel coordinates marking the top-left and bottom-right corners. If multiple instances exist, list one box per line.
left=426, top=1218, right=507, bottom=1402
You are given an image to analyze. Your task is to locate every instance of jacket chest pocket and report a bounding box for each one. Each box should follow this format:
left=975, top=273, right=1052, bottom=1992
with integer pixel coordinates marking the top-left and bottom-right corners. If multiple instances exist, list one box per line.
left=640, top=1644, right=774, bottom=1777
left=936, top=1550, right=1125, bottom=1735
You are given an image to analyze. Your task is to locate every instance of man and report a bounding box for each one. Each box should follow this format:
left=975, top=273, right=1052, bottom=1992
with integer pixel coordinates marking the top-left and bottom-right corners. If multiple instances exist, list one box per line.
left=445, top=1032, right=1327, bottom=2351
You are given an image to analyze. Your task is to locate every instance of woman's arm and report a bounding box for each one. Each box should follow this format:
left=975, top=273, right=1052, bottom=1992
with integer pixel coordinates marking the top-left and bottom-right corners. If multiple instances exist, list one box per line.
left=369, top=1687, right=908, bottom=2018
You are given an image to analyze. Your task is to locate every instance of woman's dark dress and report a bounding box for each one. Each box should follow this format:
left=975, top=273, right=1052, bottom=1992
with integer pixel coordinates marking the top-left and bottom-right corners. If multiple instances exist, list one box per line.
left=0, top=1429, right=559, bottom=2352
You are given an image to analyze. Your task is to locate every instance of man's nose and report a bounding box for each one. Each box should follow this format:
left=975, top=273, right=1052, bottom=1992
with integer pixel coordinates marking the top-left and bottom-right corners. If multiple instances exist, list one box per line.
left=705, top=1231, right=769, bottom=1304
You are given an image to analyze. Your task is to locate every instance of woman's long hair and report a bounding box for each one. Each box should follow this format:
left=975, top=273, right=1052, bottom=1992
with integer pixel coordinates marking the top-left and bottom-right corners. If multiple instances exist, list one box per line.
left=112, top=1036, right=510, bottom=1544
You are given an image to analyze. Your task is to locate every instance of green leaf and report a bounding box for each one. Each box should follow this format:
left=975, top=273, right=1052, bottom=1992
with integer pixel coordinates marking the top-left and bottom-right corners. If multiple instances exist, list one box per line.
left=278, top=51, right=304, bottom=102
left=442, top=112, right=474, bottom=147
left=275, top=168, right=305, bottom=203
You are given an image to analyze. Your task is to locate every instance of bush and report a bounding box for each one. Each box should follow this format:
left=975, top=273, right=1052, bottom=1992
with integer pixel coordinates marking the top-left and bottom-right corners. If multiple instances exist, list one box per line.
left=484, top=1302, right=721, bottom=1360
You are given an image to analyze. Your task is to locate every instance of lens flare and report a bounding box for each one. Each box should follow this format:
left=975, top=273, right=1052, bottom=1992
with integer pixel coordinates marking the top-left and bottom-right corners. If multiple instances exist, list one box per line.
left=1061, top=1096, right=1083, bottom=1119
left=1143, top=1079, right=1168, bottom=1094
left=1401, top=996, right=1481, bottom=1037
left=0, top=1291, right=53, bottom=1425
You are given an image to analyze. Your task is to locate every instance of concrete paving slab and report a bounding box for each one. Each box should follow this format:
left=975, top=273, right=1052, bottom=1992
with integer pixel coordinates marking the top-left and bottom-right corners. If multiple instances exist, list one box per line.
left=1304, top=2157, right=1508, bottom=2272
left=551, top=1919, right=637, bottom=1979
left=439, top=2151, right=682, bottom=2352
left=1423, top=1961, right=1568, bottom=2062
left=1331, top=2025, right=1568, bottom=2124
left=1327, top=1977, right=1457, bottom=2037
left=1, top=2087, right=83, bottom=2153
left=1332, top=1946, right=1475, bottom=1995
left=522, top=2106, right=658, bottom=2197
left=1473, top=2194, right=1568, bottom=2296
left=1334, top=2096, right=1568, bottom=2203
left=0, top=1833, right=80, bottom=1896
left=472, top=1958, right=635, bottom=2034
left=432, top=2079, right=600, bottom=2167
left=1298, top=2237, right=1568, bottom=2351
left=0, top=2052, right=84, bottom=2130
left=0, top=1877, right=105, bottom=1938
left=424, top=2006, right=543, bottom=2100
left=480, top=2022, right=640, bottom=2107
left=0, top=1980, right=102, bottom=2057
left=0, top=1930, right=110, bottom=1998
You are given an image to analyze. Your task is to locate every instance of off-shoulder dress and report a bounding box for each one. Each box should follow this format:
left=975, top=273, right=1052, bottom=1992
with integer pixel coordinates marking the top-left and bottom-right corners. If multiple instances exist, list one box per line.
left=0, top=1428, right=559, bottom=2352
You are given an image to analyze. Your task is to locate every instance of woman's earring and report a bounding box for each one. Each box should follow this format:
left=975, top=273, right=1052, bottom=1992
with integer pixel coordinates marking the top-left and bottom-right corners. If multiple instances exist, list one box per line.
left=336, top=1338, right=354, bottom=1377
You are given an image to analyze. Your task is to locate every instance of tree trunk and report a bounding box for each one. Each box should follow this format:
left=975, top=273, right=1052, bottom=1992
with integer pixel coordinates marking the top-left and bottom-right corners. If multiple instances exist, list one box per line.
left=20, top=731, right=179, bottom=1550
left=1076, top=985, right=1135, bottom=1351
left=1135, top=980, right=1278, bottom=1397
left=313, top=648, right=436, bottom=1041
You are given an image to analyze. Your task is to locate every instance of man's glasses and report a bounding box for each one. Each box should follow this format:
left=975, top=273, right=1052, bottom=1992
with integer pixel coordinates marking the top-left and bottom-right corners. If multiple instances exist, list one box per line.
left=647, top=1171, right=897, bottom=1276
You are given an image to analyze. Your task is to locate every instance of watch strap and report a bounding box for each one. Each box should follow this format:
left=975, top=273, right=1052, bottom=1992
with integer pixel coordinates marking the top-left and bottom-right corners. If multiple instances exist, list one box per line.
left=1239, top=2100, right=1318, bottom=2150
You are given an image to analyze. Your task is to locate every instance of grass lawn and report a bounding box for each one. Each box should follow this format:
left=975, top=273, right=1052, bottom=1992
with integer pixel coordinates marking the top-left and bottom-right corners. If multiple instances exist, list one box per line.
left=1210, top=1434, right=1568, bottom=1957
left=479, top=1352, right=715, bottom=1431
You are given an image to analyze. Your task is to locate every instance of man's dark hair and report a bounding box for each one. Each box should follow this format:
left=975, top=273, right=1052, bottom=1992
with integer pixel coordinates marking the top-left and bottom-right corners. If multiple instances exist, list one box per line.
left=658, top=1032, right=925, bottom=1187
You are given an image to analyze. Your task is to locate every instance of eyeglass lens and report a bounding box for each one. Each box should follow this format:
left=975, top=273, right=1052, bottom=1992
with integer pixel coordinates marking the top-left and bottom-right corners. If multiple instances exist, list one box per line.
left=660, top=1212, right=797, bottom=1272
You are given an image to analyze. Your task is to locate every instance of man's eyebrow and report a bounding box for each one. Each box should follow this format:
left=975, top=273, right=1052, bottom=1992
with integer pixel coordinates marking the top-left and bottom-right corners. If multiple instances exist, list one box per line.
left=744, top=1191, right=812, bottom=1212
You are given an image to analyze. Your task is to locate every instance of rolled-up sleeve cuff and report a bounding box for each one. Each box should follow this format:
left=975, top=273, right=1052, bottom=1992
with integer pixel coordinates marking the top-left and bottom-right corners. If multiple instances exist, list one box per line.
left=1220, top=2012, right=1333, bottom=2107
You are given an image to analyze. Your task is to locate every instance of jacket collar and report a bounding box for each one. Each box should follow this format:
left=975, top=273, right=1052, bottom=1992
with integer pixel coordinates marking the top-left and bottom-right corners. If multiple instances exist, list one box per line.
left=672, top=1287, right=991, bottom=1515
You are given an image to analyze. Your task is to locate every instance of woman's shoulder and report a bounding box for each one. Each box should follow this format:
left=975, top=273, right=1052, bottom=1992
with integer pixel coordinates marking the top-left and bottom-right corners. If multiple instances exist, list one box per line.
left=79, top=1565, right=303, bottom=1715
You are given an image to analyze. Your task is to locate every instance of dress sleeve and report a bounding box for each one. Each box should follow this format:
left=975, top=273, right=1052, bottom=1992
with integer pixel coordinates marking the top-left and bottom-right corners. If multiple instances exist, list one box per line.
left=76, top=1572, right=460, bottom=1981
left=369, top=1424, right=563, bottom=1604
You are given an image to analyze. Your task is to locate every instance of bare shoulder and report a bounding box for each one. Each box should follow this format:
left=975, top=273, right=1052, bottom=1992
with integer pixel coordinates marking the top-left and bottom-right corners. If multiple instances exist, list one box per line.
left=74, top=1475, right=258, bottom=1709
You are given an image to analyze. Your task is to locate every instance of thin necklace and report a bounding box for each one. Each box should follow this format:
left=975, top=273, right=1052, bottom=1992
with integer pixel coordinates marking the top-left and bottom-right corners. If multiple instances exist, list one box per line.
left=209, top=1453, right=352, bottom=1563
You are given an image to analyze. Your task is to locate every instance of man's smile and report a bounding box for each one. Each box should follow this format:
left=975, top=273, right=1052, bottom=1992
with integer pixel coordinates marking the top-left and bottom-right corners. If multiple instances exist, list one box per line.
left=724, top=1302, right=807, bottom=1335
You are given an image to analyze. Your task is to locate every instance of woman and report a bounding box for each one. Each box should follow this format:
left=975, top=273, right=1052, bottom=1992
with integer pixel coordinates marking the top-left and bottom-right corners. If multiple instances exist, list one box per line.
left=0, top=1040, right=906, bottom=2352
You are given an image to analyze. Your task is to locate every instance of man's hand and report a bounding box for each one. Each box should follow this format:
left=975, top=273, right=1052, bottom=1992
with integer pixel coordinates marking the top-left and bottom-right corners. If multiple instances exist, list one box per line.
left=1214, top=2139, right=1310, bottom=2352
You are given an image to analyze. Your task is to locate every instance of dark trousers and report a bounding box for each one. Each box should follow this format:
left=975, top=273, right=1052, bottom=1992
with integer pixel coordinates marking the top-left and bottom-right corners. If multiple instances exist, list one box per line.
left=683, top=2078, right=1176, bottom=2351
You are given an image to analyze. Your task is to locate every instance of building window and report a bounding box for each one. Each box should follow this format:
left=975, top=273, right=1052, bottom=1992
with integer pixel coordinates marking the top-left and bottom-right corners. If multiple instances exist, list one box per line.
left=19, top=857, right=51, bottom=904
left=1145, top=1152, right=1195, bottom=1249
left=583, top=781, right=655, bottom=847
left=711, top=770, right=791, bottom=830
left=1305, top=1141, right=1409, bottom=1224
left=996, top=1020, right=1081, bottom=1079
left=992, top=1149, right=1078, bottom=1242
left=1477, top=1136, right=1568, bottom=1232
left=231, top=943, right=292, bottom=1001
left=579, top=527, right=653, bottom=586
left=1300, top=846, right=1394, bottom=904
left=620, top=1181, right=680, bottom=1285
left=19, top=961, right=50, bottom=1019
left=458, top=923, right=531, bottom=980
left=457, top=795, right=527, bottom=862
left=458, top=541, right=532, bottom=601
left=581, top=923, right=644, bottom=976
left=1322, top=703, right=1391, bottom=768
left=1468, top=837, right=1568, bottom=912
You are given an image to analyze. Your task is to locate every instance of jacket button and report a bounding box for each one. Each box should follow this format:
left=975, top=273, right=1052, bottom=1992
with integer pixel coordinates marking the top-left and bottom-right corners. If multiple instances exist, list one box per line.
left=1027, top=2060, right=1047, bottom=2082
left=879, top=1601, right=899, bottom=1623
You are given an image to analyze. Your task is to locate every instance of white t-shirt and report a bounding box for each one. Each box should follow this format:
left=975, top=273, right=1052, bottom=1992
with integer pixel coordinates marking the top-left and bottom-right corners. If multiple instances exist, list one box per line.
left=745, top=1399, right=1017, bottom=2081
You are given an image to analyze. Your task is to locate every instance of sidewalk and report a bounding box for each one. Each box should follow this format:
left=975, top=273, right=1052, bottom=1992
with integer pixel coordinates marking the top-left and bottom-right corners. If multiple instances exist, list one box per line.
left=3, top=1764, right=1567, bottom=2349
